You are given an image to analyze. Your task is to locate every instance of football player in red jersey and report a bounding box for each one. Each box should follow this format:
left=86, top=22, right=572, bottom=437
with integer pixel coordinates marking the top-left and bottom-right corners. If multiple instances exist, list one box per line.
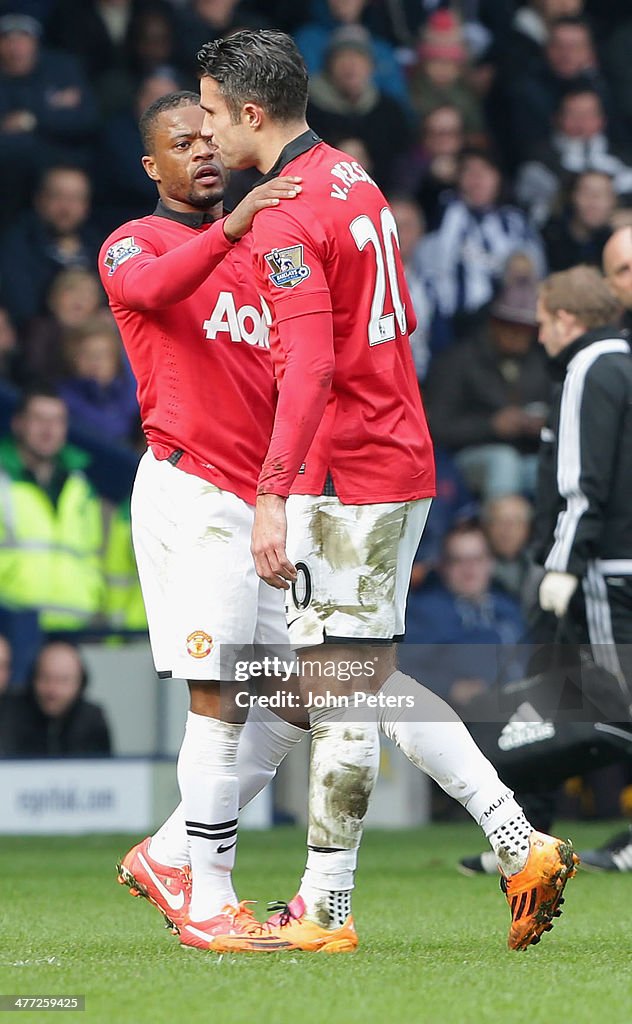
left=197, top=31, right=578, bottom=953
left=100, top=91, right=309, bottom=951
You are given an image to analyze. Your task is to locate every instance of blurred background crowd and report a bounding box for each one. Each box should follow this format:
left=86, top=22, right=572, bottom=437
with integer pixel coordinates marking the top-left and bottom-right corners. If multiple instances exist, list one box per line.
left=1, top=0, right=632, bottom=817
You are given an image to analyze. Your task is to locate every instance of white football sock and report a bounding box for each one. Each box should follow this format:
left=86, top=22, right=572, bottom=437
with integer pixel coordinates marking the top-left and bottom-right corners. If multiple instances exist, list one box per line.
left=299, top=848, right=357, bottom=928
left=149, top=704, right=305, bottom=868
left=298, top=709, right=379, bottom=928
left=488, top=813, right=532, bottom=875
left=378, top=671, right=527, bottom=851
left=177, top=711, right=242, bottom=921
left=238, top=701, right=306, bottom=807
left=148, top=805, right=189, bottom=869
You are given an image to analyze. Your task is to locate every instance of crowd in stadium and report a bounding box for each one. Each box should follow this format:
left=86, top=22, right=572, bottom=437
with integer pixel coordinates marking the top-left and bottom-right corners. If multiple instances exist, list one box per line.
left=1, top=0, right=632, bottom=785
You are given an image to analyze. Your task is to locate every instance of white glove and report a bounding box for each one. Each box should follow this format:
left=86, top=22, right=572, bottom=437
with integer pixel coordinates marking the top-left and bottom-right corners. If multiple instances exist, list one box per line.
left=538, top=571, right=578, bottom=618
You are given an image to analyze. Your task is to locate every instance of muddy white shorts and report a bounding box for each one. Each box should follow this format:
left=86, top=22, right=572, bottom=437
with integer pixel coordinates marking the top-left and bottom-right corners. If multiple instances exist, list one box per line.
left=284, top=495, right=431, bottom=648
left=131, top=448, right=289, bottom=680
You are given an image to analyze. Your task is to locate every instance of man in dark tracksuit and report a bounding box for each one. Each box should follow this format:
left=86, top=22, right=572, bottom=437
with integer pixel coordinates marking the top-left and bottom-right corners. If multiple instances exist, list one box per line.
left=570, top=227, right=632, bottom=870
left=461, top=257, right=632, bottom=876
left=533, top=264, right=632, bottom=871
left=534, top=270, right=632, bottom=684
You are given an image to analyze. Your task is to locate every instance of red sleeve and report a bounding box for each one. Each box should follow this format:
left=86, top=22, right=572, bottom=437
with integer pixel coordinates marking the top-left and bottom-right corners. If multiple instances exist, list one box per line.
left=252, top=206, right=334, bottom=498
left=257, top=310, right=334, bottom=496
left=98, top=219, right=234, bottom=310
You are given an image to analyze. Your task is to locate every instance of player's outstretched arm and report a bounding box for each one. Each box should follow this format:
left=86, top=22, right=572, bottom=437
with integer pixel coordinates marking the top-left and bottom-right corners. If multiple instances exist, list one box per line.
left=99, top=178, right=301, bottom=311
left=224, top=177, right=302, bottom=241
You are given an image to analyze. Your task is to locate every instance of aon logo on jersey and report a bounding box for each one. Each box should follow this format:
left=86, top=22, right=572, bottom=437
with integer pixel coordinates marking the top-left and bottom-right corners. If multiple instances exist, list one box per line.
left=203, top=291, right=270, bottom=348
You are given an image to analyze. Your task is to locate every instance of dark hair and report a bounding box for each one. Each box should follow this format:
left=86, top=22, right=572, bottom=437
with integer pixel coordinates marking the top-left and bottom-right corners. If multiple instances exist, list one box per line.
left=139, top=90, right=200, bottom=153
left=442, top=519, right=488, bottom=557
left=14, top=384, right=64, bottom=416
left=197, top=30, right=308, bottom=124
left=539, top=265, right=621, bottom=328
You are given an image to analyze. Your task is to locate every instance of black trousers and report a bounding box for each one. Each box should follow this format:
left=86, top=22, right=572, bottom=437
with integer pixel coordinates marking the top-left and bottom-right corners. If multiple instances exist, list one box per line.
left=521, top=564, right=632, bottom=831
left=563, top=564, right=632, bottom=707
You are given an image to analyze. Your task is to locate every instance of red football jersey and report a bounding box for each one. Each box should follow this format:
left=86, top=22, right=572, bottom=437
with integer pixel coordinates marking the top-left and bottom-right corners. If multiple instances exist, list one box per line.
left=99, top=208, right=275, bottom=505
left=251, top=136, right=436, bottom=503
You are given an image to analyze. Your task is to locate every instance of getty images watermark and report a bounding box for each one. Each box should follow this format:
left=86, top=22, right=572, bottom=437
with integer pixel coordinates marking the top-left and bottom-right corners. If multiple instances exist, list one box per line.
left=231, top=653, right=415, bottom=711
left=214, top=642, right=632, bottom=726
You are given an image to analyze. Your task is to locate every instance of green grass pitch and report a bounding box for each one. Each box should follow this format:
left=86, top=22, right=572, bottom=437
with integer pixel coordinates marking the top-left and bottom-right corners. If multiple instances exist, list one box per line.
left=2, top=823, right=632, bottom=1024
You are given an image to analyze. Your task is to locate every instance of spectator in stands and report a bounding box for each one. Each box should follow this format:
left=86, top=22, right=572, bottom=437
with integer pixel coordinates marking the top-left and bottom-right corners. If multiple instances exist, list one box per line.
left=505, top=17, right=615, bottom=161
left=95, top=68, right=183, bottom=232
left=0, top=640, right=111, bottom=757
left=410, top=447, right=475, bottom=590
left=0, top=13, right=97, bottom=222
left=389, top=194, right=432, bottom=380
left=45, top=0, right=139, bottom=114
left=408, top=9, right=485, bottom=138
left=16, top=268, right=105, bottom=386
left=425, top=276, right=550, bottom=500
left=0, top=387, right=105, bottom=632
left=401, top=521, right=525, bottom=711
left=294, top=0, right=410, bottom=109
left=542, top=169, right=617, bottom=270
left=394, top=104, right=465, bottom=229
left=482, top=494, right=534, bottom=602
left=0, top=165, right=100, bottom=326
left=177, top=0, right=269, bottom=73
left=307, top=25, right=412, bottom=189
left=126, top=4, right=184, bottom=84
left=417, top=148, right=545, bottom=338
left=516, top=88, right=632, bottom=226
left=58, top=318, right=139, bottom=443
left=500, top=0, right=585, bottom=77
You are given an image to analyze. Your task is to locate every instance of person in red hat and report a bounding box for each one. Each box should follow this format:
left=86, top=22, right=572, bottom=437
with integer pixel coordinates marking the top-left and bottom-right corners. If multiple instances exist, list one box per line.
left=408, top=9, right=485, bottom=136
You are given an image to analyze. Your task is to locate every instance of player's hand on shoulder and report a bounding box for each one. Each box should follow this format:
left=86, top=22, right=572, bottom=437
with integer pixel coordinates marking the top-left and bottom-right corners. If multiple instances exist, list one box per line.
left=251, top=493, right=297, bottom=590
left=223, top=177, right=302, bottom=242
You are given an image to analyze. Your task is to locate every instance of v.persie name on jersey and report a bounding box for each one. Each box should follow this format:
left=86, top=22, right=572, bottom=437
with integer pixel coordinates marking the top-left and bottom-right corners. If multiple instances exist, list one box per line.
left=203, top=290, right=271, bottom=348
left=330, top=159, right=378, bottom=201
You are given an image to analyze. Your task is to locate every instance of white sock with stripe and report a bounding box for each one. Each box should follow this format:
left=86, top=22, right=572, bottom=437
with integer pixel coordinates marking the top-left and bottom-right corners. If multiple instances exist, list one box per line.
left=149, top=705, right=305, bottom=868
left=177, top=711, right=243, bottom=921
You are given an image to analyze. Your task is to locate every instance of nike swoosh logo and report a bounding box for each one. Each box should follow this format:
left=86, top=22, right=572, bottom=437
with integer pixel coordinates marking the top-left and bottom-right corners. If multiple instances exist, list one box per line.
left=138, top=851, right=185, bottom=910
left=217, top=841, right=237, bottom=854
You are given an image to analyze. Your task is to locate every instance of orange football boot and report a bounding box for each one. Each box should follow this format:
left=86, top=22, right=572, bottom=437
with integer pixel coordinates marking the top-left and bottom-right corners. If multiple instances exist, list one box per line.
left=501, top=831, right=579, bottom=950
left=262, top=895, right=358, bottom=954
left=180, top=902, right=295, bottom=951
left=117, top=837, right=191, bottom=934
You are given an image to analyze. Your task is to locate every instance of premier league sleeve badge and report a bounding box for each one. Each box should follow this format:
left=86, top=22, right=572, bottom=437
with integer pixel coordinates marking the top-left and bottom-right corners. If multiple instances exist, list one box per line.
left=264, top=244, right=311, bottom=289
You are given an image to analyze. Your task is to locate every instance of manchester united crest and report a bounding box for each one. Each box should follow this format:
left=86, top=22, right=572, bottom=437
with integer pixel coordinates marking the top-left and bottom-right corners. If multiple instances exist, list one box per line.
left=186, top=630, right=213, bottom=658
left=264, top=244, right=311, bottom=288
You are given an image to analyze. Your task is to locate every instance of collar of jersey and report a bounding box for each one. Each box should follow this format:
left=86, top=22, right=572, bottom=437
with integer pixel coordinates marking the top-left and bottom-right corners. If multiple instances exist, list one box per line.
left=153, top=199, right=218, bottom=227
left=255, top=129, right=322, bottom=185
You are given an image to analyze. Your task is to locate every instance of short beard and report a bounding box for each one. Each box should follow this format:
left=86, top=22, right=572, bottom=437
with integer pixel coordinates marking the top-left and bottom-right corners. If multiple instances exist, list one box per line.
left=185, top=185, right=225, bottom=209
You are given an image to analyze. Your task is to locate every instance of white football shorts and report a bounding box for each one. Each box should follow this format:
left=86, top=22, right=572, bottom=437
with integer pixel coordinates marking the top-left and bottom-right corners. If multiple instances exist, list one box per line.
left=284, top=495, right=431, bottom=648
left=131, top=448, right=289, bottom=680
